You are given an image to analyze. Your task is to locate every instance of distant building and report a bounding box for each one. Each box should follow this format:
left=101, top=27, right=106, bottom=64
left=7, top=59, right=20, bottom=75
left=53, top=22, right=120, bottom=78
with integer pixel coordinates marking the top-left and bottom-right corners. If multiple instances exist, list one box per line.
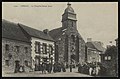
left=2, top=20, right=55, bottom=73
left=85, top=38, right=105, bottom=63
left=49, top=3, right=85, bottom=66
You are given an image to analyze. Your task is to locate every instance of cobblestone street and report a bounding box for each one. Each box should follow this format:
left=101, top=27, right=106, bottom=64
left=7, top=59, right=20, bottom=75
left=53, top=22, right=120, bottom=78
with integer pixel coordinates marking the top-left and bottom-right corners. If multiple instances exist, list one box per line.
left=3, top=68, right=93, bottom=77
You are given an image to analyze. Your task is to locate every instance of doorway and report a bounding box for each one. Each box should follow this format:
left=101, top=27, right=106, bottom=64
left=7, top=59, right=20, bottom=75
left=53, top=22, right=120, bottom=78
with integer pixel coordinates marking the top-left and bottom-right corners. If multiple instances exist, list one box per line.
left=14, top=60, right=20, bottom=73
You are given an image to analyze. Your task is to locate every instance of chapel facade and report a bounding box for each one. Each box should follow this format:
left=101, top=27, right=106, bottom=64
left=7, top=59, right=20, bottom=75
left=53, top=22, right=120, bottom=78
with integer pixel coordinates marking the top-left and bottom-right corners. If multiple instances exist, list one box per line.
left=49, top=3, right=86, bottom=66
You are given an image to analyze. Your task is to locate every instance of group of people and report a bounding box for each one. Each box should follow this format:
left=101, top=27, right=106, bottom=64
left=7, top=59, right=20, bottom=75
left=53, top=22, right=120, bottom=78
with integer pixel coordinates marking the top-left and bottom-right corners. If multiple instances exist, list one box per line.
left=14, top=61, right=107, bottom=76
left=34, top=62, right=67, bottom=74
left=53, top=62, right=66, bottom=73
left=40, top=63, right=52, bottom=74
left=78, top=62, right=106, bottom=76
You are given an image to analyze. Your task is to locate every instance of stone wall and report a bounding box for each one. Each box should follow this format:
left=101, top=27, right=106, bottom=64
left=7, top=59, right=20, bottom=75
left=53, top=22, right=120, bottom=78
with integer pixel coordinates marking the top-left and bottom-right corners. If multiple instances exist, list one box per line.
left=2, top=38, right=32, bottom=73
left=55, top=27, right=86, bottom=65
left=79, top=38, right=86, bottom=64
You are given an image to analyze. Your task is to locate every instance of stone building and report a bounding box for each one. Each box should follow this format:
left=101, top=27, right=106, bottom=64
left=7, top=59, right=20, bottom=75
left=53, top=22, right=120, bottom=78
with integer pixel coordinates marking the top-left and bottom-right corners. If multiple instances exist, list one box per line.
left=2, top=20, right=55, bottom=73
left=49, top=3, right=85, bottom=66
left=2, top=20, right=32, bottom=73
left=85, top=38, right=105, bottom=63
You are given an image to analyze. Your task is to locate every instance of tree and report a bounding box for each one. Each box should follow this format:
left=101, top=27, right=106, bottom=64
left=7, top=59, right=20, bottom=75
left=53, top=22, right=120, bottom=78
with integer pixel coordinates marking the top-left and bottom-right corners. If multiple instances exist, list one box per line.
left=104, top=45, right=118, bottom=76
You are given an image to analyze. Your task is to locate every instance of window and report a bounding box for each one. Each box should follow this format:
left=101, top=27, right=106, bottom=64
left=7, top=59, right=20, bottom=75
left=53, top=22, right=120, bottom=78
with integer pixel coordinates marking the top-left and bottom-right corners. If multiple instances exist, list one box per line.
left=49, top=45, right=53, bottom=55
left=15, top=46, right=20, bottom=52
left=71, top=35, right=75, bottom=42
left=35, top=56, right=40, bottom=65
left=108, top=56, right=111, bottom=60
left=104, top=56, right=111, bottom=61
left=43, top=57, right=48, bottom=62
left=105, top=56, right=107, bottom=60
left=35, top=42, right=40, bottom=53
left=5, top=60, right=9, bottom=66
left=5, top=44, right=9, bottom=51
left=24, top=47, right=28, bottom=53
left=42, top=43, right=47, bottom=54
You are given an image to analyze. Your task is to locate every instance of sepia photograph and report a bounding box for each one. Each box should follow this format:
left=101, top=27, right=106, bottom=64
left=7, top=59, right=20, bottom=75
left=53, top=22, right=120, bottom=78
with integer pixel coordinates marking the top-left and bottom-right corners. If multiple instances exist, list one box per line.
left=2, top=2, right=118, bottom=77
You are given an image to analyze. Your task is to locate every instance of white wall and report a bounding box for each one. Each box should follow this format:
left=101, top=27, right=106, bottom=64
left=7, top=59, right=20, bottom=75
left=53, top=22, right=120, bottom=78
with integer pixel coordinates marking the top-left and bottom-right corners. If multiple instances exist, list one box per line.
left=31, top=37, right=55, bottom=68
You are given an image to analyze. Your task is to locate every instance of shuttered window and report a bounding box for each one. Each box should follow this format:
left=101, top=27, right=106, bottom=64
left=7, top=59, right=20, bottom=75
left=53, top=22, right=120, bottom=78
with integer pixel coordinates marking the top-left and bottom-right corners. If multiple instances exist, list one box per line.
left=49, top=45, right=53, bottom=55
left=42, top=43, right=47, bottom=54
left=35, top=41, right=40, bottom=54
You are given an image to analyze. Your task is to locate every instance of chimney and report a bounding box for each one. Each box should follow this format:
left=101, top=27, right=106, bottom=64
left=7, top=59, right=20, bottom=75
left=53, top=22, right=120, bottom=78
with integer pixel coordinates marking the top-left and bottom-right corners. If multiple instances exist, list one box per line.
left=87, top=38, right=92, bottom=42
left=43, top=29, right=49, bottom=34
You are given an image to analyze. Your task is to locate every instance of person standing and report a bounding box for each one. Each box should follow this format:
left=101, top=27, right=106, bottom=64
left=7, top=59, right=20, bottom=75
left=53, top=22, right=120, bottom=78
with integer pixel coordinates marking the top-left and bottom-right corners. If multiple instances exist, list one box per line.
left=89, top=67, right=93, bottom=76
left=70, top=63, right=72, bottom=72
left=96, top=65, right=100, bottom=76
left=41, top=63, right=46, bottom=74
left=41, top=63, right=44, bottom=74
left=48, top=63, right=52, bottom=73
left=53, top=62, right=57, bottom=73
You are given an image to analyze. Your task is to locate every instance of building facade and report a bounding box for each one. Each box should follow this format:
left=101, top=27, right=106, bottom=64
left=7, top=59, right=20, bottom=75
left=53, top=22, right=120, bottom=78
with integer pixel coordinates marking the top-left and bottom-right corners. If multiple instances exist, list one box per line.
left=2, top=20, right=55, bottom=73
left=85, top=38, right=105, bottom=63
left=19, top=24, right=55, bottom=71
left=49, top=3, right=85, bottom=66
left=2, top=20, right=32, bottom=73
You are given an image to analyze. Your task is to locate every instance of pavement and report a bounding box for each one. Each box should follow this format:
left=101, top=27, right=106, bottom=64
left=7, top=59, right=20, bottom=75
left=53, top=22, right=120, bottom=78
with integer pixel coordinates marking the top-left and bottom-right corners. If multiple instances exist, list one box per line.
left=2, top=68, right=93, bottom=77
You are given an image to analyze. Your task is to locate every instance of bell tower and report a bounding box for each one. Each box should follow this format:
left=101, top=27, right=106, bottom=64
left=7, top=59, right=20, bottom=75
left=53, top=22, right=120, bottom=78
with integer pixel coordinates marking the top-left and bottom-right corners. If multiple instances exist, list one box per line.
left=62, top=2, right=77, bottom=28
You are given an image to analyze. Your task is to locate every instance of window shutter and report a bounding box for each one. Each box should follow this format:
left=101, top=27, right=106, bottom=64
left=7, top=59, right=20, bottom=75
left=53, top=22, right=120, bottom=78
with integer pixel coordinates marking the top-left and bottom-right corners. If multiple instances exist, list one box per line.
left=38, top=42, right=40, bottom=53
left=35, top=42, right=37, bottom=52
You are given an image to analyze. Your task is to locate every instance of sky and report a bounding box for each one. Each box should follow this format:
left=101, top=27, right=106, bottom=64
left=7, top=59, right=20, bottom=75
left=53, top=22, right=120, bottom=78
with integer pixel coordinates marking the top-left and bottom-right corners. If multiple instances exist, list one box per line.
left=2, top=2, right=118, bottom=48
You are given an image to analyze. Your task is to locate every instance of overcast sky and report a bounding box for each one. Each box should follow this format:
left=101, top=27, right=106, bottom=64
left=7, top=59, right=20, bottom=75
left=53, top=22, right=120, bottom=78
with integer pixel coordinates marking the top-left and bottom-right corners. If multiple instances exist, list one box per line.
left=2, top=2, right=118, bottom=48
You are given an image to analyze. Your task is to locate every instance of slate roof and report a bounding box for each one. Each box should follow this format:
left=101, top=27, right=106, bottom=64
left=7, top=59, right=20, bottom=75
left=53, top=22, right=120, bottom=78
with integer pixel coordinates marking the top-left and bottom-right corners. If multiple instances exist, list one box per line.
left=49, top=27, right=63, bottom=41
left=18, top=23, right=54, bottom=42
left=2, top=19, right=30, bottom=43
left=49, top=27, right=84, bottom=42
left=2, top=19, right=54, bottom=42
left=86, top=42, right=106, bottom=53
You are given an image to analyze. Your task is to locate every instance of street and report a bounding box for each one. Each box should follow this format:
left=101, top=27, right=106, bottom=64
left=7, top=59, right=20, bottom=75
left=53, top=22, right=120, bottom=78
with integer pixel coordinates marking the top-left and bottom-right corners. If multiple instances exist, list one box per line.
left=3, top=68, right=93, bottom=77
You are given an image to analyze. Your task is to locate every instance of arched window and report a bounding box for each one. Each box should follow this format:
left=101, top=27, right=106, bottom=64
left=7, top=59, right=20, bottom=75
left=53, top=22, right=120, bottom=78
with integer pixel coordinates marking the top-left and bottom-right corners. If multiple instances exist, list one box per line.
left=71, top=35, right=75, bottom=42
